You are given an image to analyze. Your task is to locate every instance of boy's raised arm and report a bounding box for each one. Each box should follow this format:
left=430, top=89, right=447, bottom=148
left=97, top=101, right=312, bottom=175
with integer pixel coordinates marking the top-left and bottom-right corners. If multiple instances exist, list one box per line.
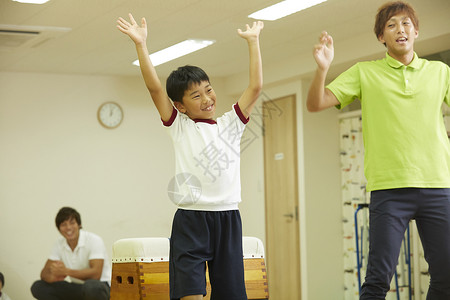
left=237, top=21, right=264, bottom=118
left=307, top=31, right=340, bottom=112
left=117, top=14, right=173, bottom=121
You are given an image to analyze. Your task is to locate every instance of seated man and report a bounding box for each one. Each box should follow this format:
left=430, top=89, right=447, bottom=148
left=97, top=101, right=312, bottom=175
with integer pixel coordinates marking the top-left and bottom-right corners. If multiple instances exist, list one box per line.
left=31, top=207, right=111, bottom=300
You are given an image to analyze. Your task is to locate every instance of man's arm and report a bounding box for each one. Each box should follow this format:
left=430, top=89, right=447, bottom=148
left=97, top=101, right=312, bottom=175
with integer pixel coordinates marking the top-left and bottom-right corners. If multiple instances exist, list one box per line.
left=42, top=259, right=104, bottom=282
left=307, top=31, right=340, bottom=112
left=237, top=21, right=264, bottom=118
left=64, top=259, right=104, bottom=281
left=117, top=14, right=173, bottom=122
left=40, top=260, right=65, bottom=283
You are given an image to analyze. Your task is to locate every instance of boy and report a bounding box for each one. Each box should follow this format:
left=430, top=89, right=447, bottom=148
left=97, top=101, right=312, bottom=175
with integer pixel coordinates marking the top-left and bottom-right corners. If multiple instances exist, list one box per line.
left=307, top=1, right=450, bottom=299
left=117, top=13, right=263, bottom=300
left=31, top=207, right=111, bottom=300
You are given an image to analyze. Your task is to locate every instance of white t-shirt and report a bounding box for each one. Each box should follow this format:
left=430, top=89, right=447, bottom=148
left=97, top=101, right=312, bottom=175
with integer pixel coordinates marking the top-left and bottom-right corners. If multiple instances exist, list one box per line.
left=164, top=103, right=248, bottom=211
left=0, top=291, right=12, bottom=300
left=49, top=229, right=111, bottom=285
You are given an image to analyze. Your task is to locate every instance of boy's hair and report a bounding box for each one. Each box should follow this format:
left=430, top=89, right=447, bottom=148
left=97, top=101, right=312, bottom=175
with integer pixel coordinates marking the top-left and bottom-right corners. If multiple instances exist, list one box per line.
left=0, top=272, right=4, bottom=287
left=166, top=65, right=210, bottom=103
left=55, top=207, right=82, bottom=229
left=374, top=1, right=419, bottom=41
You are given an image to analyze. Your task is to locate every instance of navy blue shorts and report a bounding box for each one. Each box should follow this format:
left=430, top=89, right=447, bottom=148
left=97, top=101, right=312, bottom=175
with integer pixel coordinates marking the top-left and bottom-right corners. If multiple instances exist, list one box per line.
left=169, top=209, right=247, bottom=300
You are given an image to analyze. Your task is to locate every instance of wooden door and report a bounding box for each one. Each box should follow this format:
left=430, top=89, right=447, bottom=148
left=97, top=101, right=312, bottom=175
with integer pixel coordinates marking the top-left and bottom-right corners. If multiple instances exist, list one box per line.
left=263, top=95, right=301, bottom=299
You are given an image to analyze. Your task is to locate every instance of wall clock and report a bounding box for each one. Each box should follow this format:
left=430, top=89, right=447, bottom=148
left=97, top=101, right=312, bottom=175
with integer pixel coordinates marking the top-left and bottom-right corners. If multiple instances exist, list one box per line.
left=97, top=102, right=123, bottom=129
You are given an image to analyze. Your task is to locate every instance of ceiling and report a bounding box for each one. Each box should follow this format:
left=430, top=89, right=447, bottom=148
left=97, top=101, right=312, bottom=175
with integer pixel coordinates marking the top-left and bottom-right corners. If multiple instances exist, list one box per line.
left=0, top=0, right=449, bottom=80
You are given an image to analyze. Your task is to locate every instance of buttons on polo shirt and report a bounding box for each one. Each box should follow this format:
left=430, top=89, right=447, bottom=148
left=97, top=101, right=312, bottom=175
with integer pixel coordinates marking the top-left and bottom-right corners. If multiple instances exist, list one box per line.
left=402, top=66, right=413, bottom=95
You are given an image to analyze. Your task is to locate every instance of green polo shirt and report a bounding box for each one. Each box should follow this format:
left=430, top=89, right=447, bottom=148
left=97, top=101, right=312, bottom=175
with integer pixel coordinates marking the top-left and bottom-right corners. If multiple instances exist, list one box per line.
left=327, top=52, right=450, bottom=191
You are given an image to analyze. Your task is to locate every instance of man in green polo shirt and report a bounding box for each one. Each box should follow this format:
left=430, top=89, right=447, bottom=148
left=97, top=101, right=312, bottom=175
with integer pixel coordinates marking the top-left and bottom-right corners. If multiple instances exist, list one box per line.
left=307, top=1, right=450, bottom=299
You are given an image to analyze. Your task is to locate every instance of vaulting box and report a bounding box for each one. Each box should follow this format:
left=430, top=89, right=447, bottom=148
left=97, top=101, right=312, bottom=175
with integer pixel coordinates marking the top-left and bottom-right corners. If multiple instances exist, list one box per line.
left=110, top=238, right=170, bottom=300
left=110, top=237, right=268, bottom=300
left=241, top=236, right=269, bottom=299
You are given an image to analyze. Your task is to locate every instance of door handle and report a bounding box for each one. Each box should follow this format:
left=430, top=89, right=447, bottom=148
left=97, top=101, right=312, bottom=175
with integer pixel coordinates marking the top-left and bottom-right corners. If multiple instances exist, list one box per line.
left=283, top=206, right=298, bottom=221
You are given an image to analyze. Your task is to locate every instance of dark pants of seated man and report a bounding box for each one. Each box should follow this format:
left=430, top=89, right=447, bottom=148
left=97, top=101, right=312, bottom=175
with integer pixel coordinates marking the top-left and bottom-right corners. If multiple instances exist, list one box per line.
left=31, top=279, right=110, bottom=300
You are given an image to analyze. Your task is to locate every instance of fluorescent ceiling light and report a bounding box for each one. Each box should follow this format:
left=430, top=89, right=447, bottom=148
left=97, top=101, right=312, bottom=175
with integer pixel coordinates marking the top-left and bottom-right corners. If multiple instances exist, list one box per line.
left=13, top=0, right=50, bottom=3
left=133, top=39, right=215, bottom=67
left=249, top=0, right=327, bottom=21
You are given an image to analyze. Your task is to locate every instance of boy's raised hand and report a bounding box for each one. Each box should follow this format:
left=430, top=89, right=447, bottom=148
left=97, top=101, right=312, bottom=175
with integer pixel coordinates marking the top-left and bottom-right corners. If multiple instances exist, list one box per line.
left=237, top=21, right=264, bottom=41
left=313, top=31, right=334, bottom=71
left=117, top=13, right=147, bottom=45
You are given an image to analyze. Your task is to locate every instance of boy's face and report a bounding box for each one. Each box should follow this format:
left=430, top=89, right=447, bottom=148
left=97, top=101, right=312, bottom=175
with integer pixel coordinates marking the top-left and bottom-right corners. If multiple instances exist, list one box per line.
left=175, top=80, right=216, bottom=120
left=58, top=217, right=81, bottom=245
left=378, top=12, right=418, bottom=60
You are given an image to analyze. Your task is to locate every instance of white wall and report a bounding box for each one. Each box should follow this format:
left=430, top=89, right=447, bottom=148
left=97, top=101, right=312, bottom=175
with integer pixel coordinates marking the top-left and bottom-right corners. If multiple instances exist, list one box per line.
left=0, top=72, right=171, bottom=298
left=301, top=79, right=343, bottom=299
left=0, top=71, right=272, bottom=300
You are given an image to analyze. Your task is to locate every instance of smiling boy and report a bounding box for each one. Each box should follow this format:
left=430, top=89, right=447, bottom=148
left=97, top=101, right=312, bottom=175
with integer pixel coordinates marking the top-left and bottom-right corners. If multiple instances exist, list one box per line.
left=31, top=207, right=111, bottom=300
left=307, top=1, right=450, bottom=299
left=117, top=13, right=263, bottom=300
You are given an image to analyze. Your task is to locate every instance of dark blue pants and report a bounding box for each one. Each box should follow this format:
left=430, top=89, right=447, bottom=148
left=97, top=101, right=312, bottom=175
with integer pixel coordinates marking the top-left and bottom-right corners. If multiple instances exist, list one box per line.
left=360, top=188, right=450, bottom=300
left=30, top=279, right=110, bottom=300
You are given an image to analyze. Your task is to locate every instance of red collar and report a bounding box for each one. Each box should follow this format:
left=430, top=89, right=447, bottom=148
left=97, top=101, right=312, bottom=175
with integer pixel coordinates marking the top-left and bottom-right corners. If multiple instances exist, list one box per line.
left=193, top=119, right=216, bottom=124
